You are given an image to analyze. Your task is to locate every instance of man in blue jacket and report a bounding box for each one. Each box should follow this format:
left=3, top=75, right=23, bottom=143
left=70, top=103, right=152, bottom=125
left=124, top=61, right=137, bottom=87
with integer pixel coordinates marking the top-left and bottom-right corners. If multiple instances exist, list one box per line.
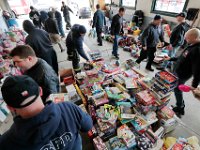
left=92, top=4, right=106, bottom=46
left=0, top=75, right=93, bottom=150
left=66, top=24, right=89, bottom=73
left=136, top=15, right=164, bottom=71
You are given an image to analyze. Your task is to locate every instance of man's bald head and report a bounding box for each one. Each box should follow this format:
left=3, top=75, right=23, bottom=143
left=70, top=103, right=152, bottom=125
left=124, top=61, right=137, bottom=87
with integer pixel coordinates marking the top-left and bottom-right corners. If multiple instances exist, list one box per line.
left=185, top=28, right=200, bottom=44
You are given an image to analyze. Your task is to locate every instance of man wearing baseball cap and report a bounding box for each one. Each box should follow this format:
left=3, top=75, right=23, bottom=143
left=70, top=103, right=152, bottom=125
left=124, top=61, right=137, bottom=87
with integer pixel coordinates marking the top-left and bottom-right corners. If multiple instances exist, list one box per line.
left=0, top=75, right=93, bottom=150
left=66, top=24, right=89, bottom=73
left=136, top=14, right=164, bottom=71
left=157, top=12, right=190, bottom=70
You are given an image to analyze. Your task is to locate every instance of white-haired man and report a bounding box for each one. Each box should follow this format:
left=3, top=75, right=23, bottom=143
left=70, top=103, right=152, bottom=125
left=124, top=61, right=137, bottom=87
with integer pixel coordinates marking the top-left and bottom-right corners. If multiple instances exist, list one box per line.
left=164, top=28, right=200, bottom=116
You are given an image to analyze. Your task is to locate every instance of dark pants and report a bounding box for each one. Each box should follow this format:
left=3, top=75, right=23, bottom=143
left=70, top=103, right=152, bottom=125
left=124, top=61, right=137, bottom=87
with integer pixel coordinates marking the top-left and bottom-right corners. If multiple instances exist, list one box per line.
left=57, top=21, right=65, bottom=37
left=96, top=27, right=102, bottom=45
left=136, top=47, right=156, bottom=68
left=67, top=46, right=81, bottom=73
left=64, top=15, right=71, bottom=28
left=174, top=77, right=188, bottom=108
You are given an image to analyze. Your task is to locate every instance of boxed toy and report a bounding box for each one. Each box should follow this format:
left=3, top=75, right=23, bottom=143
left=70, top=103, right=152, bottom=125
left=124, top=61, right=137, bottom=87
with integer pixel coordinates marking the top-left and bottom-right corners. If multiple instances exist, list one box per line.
left=131, top=115, right=148, bottom=131
left=108, top=136, right=127, bottom=150
left=155, top=71, right=178, bottom=85
left=157, top=106, right=175, bottom=120
left=160, top=117, right=178, bottom=134
left=117, top=124, right=136, bottom=148
left=48, top=93, right=69, bottom=103
left=88, top=50, right=103, bottom=61
left=120, top=105, right=135, bottom=119
left=136, top=90, right=156, bottom=106
left=136, top=134, right=154, bottom=150
left=125, top=78, right=138, bottom=89
left=93, top=136, right=108, bottom=150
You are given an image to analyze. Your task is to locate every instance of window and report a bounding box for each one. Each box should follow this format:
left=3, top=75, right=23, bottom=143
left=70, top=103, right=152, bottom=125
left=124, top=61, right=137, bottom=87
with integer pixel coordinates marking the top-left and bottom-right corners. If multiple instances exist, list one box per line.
left=105, top=0, right=111, bottom=4
left=151, top=0, right=189, bottom=16
left=122, top=0, right=137, bottom=8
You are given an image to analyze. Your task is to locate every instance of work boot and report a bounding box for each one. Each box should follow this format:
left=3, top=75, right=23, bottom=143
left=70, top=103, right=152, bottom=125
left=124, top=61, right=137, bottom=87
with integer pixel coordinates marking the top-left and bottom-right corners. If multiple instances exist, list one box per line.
left=146, top=67, right=154, bottom=72
left=172, top=106, right=185, bottom=117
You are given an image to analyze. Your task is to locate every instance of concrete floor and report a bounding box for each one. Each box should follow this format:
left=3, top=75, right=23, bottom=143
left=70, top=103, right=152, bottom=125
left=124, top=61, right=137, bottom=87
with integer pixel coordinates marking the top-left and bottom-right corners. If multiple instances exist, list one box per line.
left=1, top=12, right=200, bottom=144
left=55, top=26, right=200, bottom=140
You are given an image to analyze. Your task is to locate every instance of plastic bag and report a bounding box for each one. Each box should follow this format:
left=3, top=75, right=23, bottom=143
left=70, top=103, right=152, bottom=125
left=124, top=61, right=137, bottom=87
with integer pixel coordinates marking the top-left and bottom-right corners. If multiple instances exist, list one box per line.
left=88, top=28, right=96, bottom=38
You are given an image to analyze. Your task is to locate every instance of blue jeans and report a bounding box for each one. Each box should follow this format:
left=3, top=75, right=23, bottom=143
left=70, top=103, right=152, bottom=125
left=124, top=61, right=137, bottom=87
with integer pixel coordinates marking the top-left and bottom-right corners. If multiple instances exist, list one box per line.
left=162, top=46, right=180, bottom=70
left=57, top=21, right=65, bottom=37
left=112, top=35, right=120, bottom=55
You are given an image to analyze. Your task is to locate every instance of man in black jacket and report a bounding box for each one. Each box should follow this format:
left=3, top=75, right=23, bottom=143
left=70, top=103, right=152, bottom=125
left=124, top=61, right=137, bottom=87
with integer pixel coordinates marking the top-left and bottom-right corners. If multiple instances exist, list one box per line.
left=92, top=4, right=106, bottom=46
left=29, top=6, right=41, bottom=28
left=164, top=28, right=200, bottom=116
left=158, top=12, right=190, bottom=70
left=66, top=24, right=89, bottom=73
left=136, top=15, right=164, bottom=71
left=111, top=7, right=125, bottom=59
left=44, top=11, right=65, bottom=52
left=23, top=20, right=58, bottom=74
left=61, top=1, right=73, bottom=29
left=10, top=45, right=59, bottom=103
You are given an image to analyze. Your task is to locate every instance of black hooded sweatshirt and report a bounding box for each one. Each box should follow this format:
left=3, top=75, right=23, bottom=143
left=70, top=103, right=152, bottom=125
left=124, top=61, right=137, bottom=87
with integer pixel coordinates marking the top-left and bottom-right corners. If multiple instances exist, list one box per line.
left=23, top=20, right=58, bottom=73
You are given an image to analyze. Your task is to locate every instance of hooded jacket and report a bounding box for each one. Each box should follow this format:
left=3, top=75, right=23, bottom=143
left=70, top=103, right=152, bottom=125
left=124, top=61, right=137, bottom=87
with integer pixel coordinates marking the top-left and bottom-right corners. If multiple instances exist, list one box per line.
left=66, top=24, right=89, bottom=61
left=0, top=101, right=93, bottom=150
left=23, top=20, right=58, bottom=73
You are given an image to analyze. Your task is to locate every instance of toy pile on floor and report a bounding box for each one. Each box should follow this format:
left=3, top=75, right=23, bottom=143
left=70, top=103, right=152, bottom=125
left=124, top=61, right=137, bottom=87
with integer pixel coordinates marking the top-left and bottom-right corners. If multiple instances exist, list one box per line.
left=102, top=21, right=142, bottom=59
left=66, top=56, right=199, bottom=150
left=0, top=27, right=26, bottom=55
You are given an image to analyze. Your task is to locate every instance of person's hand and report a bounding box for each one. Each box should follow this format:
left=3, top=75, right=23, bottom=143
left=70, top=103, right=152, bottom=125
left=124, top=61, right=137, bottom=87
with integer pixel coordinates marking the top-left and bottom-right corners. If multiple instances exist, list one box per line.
left=143, top=46, right=147, bottom=51
left=192, top=87, right=200, bottom=100
left=164, top=55, right=171, bottom=61
left=111, top=35, right=115, bottom=39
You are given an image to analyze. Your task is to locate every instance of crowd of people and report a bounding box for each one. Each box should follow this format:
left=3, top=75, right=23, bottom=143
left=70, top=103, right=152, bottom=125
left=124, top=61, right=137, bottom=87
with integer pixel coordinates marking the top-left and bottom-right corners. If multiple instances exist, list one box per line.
left=0, top=2, right=200, bottom=150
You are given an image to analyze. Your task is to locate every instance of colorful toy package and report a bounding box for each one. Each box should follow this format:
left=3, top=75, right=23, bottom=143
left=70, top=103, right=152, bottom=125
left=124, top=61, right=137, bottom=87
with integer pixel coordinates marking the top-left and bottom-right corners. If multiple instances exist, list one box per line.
left=117, top=124, right=136, bottom=148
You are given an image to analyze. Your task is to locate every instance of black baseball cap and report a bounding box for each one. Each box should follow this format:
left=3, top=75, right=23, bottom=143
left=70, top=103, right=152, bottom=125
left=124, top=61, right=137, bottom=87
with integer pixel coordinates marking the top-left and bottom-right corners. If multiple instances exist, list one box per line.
left=176, top=12, right=187, bottom=18
left=1, top=75, right=39, bottom=108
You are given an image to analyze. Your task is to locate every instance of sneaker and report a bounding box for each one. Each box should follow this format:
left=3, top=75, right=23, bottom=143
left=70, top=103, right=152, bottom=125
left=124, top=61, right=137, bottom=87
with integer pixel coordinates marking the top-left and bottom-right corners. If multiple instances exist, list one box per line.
left=145, top=67, right=154, bottom=72
left=98, top=43, right=103, bottom=46
left=112, top=54, right=119, bottom=60
left=61, top=49, right=65, bottom=52
left=156, top=67, right=165, bottom=70
left=67, top=57, right=73, bottom=61
left=172, top=106, right=185, bottom=117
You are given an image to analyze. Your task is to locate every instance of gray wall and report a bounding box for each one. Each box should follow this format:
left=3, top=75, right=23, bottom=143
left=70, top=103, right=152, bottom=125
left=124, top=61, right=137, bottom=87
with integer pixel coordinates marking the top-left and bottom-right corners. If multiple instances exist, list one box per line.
left=108, top=0, right=200, bottom=28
